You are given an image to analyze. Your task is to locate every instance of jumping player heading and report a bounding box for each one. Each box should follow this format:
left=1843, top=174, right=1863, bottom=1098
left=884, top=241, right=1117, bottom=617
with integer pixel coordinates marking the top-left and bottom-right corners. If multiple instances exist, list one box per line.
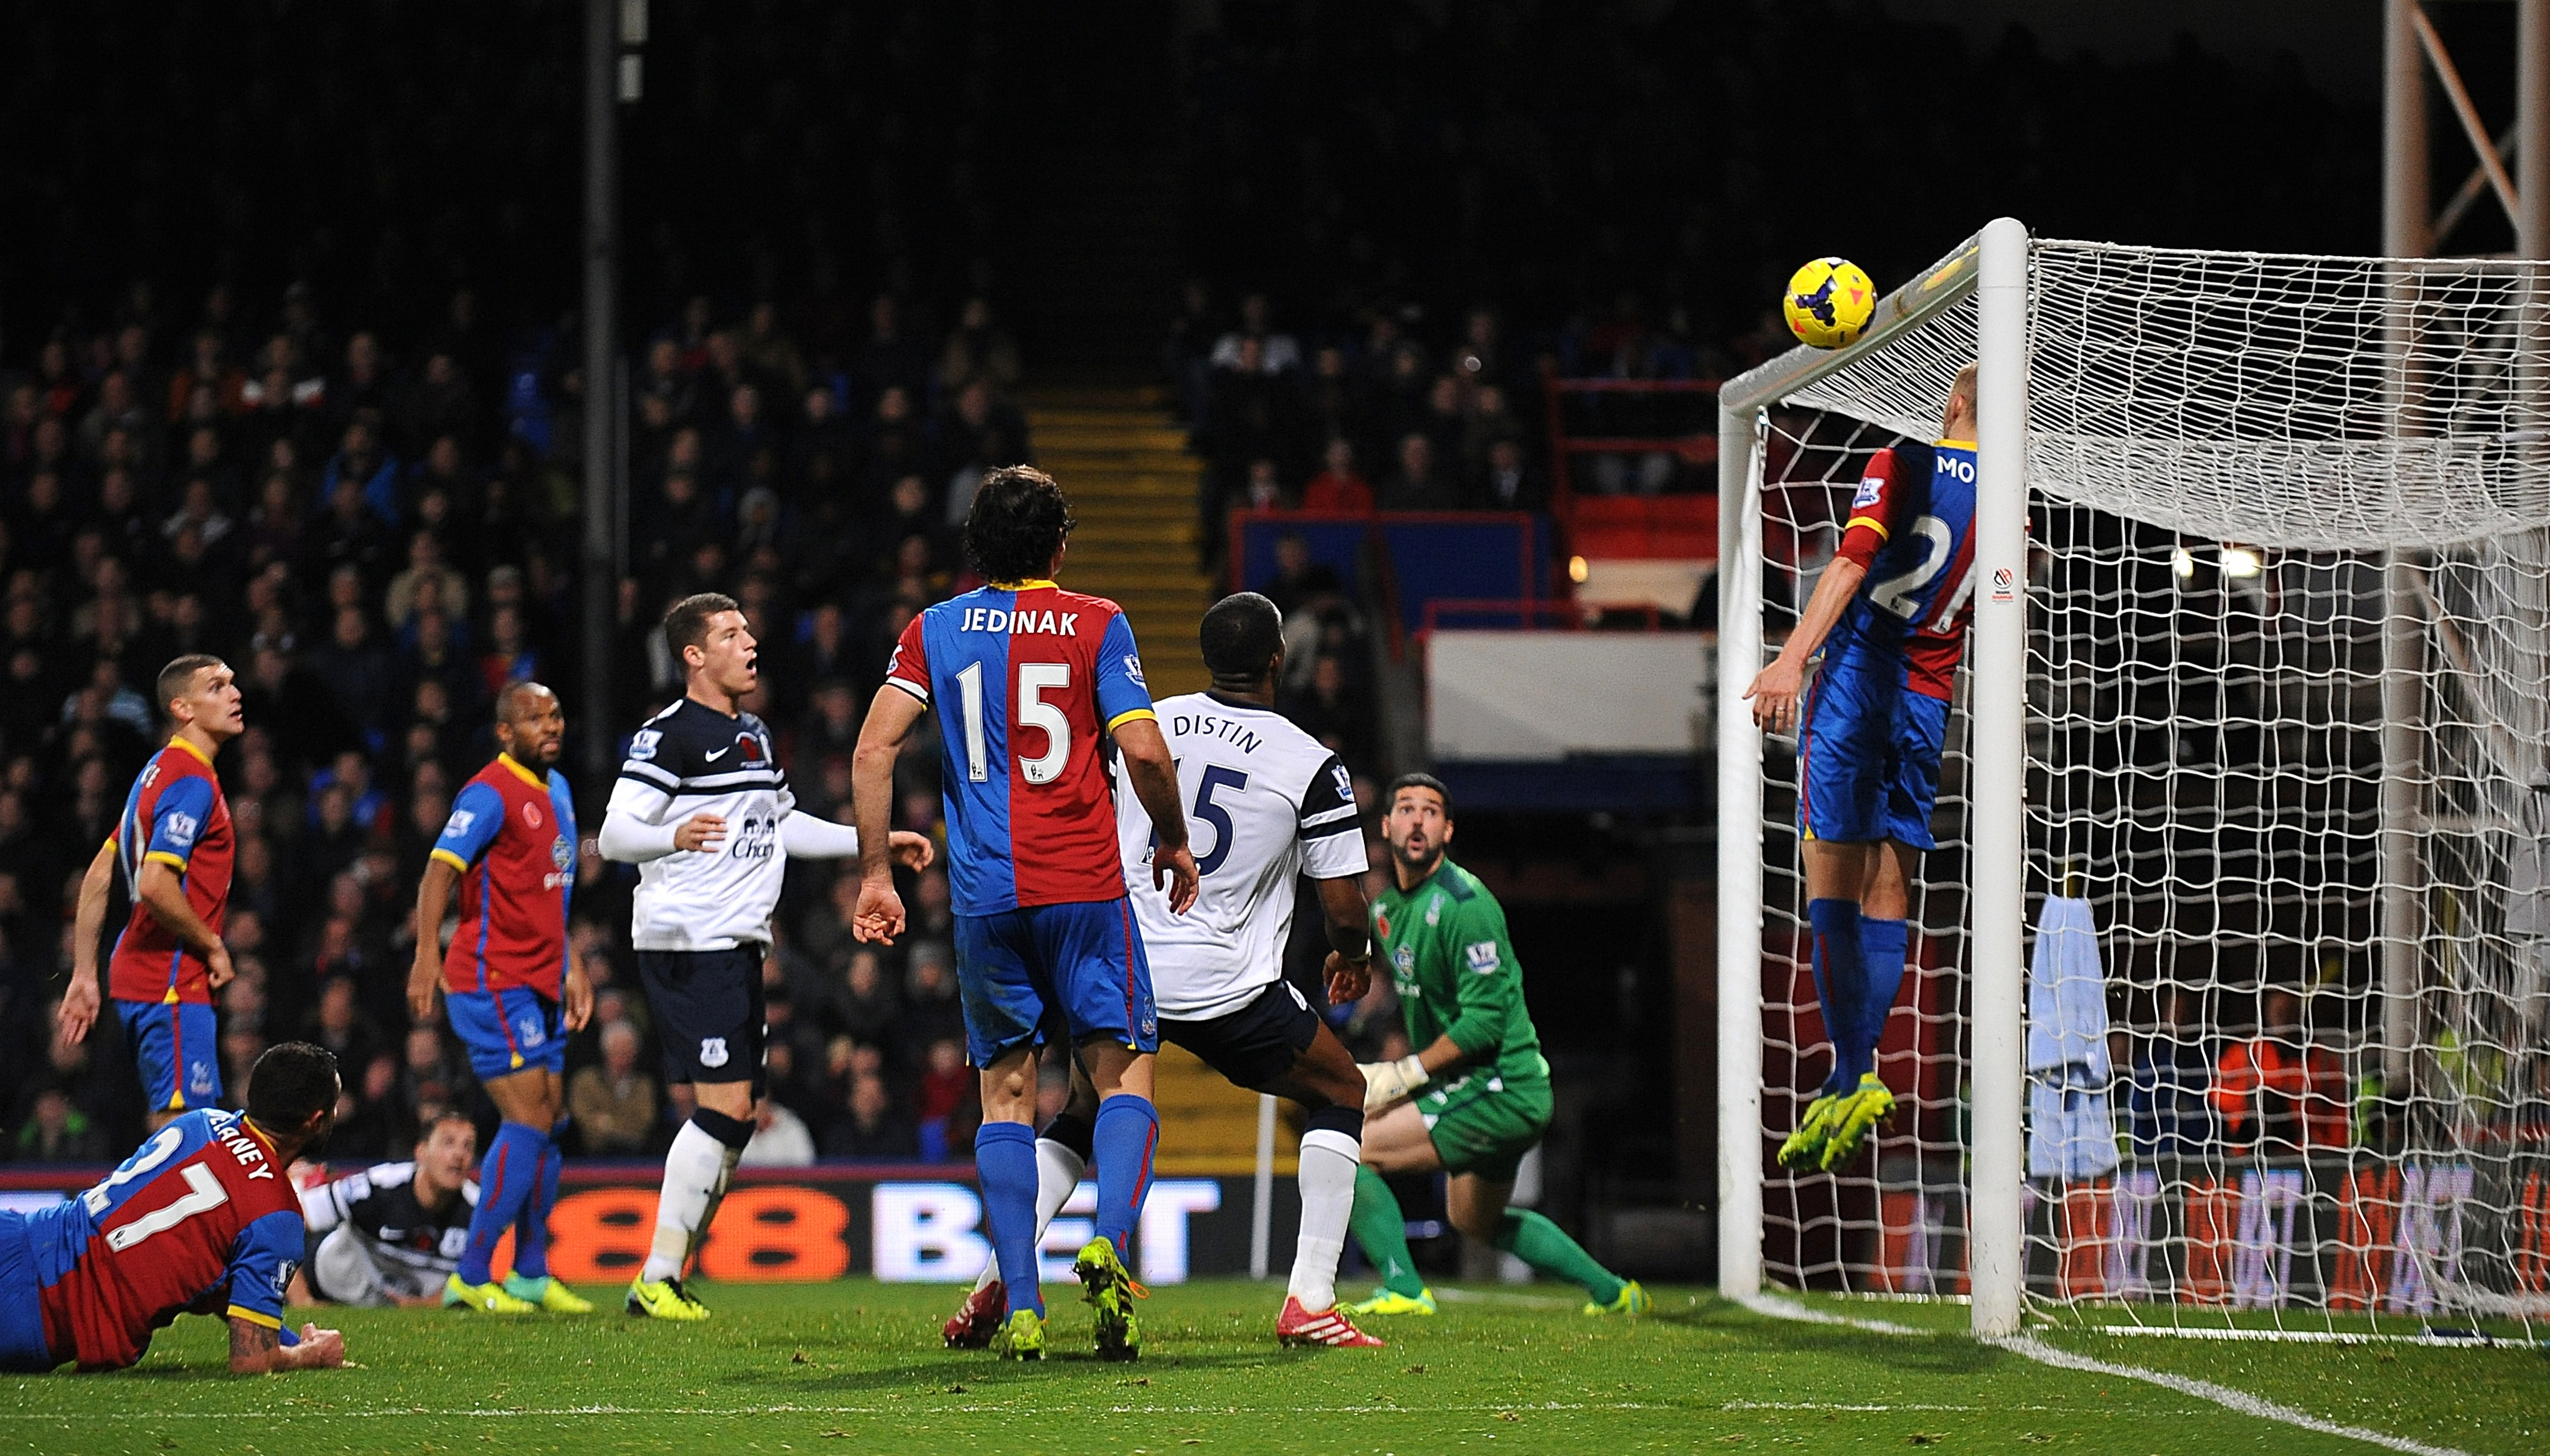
left=852, top=464, right=1199, bottom=1362
left=58, top=655, right=245, bottom=1129
left=1743, top=364, right=1981, bottom=1173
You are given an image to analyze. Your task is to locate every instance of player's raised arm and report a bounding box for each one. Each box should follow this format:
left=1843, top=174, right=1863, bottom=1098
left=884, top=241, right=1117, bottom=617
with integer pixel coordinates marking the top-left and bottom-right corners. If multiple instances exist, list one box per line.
left=56, top=837, right=118, bottom=1046
left=599, top=741, right=725, bottom=860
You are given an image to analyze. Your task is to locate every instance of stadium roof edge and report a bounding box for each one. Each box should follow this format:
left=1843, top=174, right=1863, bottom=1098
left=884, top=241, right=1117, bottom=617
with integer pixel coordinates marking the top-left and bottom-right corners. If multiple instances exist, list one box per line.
left=1718, top=220, right=2002, bottom=415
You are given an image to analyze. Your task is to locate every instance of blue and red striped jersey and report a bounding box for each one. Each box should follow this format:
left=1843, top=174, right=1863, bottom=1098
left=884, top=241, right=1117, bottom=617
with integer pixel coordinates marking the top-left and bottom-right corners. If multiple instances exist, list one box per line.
left=886, top=580, right=1156, bottom=913
left=433, top=753, right=576, bottom=997
left=24, top=1109, right=303, bottom=1370
left=107, top=738, right=233, bottom=1005
left=1832, top=439, right=1982, bottom=700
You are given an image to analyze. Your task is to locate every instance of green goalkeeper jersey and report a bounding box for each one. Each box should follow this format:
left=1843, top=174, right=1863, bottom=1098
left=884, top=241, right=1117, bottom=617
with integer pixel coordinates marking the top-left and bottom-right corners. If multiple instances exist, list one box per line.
left=1371, top=857, right=1550, bottom=1089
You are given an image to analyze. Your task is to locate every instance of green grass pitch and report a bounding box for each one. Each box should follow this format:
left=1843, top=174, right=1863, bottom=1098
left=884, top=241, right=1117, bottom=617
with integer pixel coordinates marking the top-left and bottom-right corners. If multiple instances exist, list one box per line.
left=1, top=1280, right=2541, bottom=1454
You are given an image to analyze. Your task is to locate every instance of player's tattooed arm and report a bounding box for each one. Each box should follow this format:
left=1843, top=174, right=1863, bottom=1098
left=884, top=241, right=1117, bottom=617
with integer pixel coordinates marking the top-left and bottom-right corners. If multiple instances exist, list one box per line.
left=227, top=1316, right=346, bottom=1373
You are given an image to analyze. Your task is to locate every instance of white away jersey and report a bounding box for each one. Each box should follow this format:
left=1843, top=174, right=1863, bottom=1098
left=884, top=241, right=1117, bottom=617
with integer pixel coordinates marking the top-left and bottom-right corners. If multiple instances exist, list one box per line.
left=1114, top=692, right=1367, bottom=1020
left=610, top=698, right=795, bottom=950
left=299, top=1160, right=478, bottom=1297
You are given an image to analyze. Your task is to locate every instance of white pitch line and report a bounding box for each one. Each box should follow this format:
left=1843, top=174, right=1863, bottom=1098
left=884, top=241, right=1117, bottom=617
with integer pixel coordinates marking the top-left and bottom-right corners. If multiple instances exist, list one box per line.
left=1993, top=1336, right=2482, bottom=1456
left=0, top=1400, right=1675, bottom=1422
left=1734, top=1290, right=2485, bottom=1456
left=2091, top=1323, right=2524, bottom=1348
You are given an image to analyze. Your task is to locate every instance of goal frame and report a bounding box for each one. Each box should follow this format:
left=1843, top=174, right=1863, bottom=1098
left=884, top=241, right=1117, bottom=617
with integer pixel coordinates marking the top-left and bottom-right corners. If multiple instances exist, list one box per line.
left=1715, top=216, right=2032, bottom=1338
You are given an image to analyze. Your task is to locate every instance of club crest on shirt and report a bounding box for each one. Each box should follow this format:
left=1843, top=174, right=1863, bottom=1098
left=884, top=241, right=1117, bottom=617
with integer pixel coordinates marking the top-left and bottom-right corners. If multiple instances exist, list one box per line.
left=550, top=835, right=573, bottom=871
left=699, top=1036, right=730, bottom=1069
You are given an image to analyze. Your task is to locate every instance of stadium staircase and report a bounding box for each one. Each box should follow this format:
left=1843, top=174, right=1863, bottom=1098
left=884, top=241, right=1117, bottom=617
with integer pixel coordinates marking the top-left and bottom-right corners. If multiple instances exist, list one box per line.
left=1022, top=383, right=1296, bottom=1175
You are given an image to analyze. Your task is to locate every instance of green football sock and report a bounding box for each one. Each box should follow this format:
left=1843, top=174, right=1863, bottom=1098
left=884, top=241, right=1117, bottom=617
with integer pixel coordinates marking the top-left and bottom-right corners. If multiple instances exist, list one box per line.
left=1349, top=1163, right=1429, bottom=1299
left=1494, top=1209, right=1626, bottom=1306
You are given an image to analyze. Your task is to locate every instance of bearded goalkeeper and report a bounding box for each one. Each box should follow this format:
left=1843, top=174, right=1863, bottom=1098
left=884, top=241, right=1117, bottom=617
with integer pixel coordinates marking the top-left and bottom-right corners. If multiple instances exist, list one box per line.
left=1742, top=364, right=1980, bottom=1173
left=1346, top=774, right=1646, bottom=1318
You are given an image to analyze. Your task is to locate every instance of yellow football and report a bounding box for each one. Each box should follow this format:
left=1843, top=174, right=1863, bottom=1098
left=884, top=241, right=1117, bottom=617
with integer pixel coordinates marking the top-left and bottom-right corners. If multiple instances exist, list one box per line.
left=1782, top=257, right=1877, bottom=349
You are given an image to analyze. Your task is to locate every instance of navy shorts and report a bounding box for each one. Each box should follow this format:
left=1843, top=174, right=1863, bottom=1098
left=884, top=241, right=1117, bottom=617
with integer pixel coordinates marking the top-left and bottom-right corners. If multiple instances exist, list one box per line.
left=115, top=999, right=222, bottom=1113
left=0, top=1211, right=54, bottom=1373
left=954, top=899, right=1158, bottom=1066
left=1797, top=646, right=1950, bottom=848
left=445, top=984, right=567, bottom=1081
left=1160, top=980, right=1322, bottom=1092
left=637, top=947, right=768, bottom=1092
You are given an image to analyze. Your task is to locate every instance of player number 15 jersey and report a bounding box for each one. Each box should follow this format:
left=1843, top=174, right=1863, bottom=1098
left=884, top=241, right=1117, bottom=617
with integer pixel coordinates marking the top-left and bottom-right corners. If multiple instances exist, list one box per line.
left=887, top=580, right=1155, bottom=915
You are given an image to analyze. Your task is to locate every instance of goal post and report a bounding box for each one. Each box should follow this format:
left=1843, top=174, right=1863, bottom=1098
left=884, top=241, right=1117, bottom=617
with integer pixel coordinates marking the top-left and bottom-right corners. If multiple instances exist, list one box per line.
left=1717, top=218, right=2550, bottom=1343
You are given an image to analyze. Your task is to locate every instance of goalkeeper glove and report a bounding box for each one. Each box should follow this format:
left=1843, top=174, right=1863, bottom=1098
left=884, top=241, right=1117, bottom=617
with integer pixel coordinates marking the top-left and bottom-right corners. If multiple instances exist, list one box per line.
left=1360, top=1055, right=1429, bottom=1112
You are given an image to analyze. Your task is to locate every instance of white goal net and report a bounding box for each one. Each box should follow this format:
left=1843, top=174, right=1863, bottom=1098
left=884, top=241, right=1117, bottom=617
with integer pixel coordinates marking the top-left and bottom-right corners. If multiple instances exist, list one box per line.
left=1718, top=223, right=2550, bottom=1341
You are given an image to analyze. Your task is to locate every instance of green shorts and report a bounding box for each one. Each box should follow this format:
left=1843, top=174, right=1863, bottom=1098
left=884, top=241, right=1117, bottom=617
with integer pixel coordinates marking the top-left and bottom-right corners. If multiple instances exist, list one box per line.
left=1417, top=1072, right=1552, bottom=1183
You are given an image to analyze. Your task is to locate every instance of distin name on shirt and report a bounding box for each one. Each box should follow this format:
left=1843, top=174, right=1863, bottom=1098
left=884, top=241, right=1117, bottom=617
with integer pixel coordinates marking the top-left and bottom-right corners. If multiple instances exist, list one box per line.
left=1170, top=712, right=1264, bottom=756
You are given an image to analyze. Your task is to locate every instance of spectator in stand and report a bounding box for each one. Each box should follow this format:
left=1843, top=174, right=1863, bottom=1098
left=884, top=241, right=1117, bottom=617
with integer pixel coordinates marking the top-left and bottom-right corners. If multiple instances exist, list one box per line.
left=2211, top=987, right=2346, bottom=1157
left=827, top=1071, right=918, bottom=1160
left=1301, top=438, right=1375, bottom=514
left=570, top=1020, right=662, bottom=1156
left=1379, top=432, right=1456, bottom=510
left=1470, top=436, right=1545, bottom=512
left=1209, top=293, right=1302, bottom=375
left=913, top=1036, right=974, bottom=1163
left=2128, top=986, right=2215, bottom=1160
left=741, top=1096, right=818, bottom=1167
left=11, top=1087, right=110, bottom=1162
left=937, top=296, right=1021, bottom=395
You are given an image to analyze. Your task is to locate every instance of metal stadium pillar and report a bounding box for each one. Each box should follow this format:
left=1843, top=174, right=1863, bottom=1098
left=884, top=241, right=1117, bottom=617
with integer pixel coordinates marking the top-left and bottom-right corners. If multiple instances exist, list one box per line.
left=582, top=0, right=621, bottom=779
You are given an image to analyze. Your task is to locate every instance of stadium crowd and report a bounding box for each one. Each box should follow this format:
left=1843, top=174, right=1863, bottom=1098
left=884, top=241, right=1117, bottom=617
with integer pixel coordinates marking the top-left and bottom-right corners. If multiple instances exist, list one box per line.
left=0, top=281, right=1057, bottom=1168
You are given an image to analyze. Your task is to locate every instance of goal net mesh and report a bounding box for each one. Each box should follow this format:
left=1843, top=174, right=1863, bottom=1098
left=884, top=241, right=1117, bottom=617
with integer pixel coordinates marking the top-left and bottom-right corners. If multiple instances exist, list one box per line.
left=1746, top=238, right=2550, bottom=1337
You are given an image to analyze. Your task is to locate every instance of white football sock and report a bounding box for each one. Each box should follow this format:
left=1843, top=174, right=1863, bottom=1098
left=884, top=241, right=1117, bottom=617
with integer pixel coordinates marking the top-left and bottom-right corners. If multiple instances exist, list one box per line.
left=1288, top=1129, right=1362, bottom=1311
left=977, top=1137, right=1088, bottom=1292
left=641, top=1120, right=742, bottom=1284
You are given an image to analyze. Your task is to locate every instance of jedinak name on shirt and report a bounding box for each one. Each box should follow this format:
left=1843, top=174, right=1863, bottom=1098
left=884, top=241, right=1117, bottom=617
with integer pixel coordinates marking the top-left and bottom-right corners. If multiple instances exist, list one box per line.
left=1170, top=712, right=1264, bottom=756
left=960, top=606, right=1081, bottom=636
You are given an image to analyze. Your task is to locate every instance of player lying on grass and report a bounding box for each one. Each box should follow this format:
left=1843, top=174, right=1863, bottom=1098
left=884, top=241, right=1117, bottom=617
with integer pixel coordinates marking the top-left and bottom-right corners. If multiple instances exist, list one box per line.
left=407, top=681, right=594, bottom=1315
left=1347, top=776, right=1647, bottom=1319
left=940, top=591, right=1386, bottom=1351
left=291, top=1110, right=479, bottom=1308
left=0, top=1041, right=347, bottom=1374
left=853, top=464, right=1199, bottom=1362
left=1743, top=364, right=1981, bottom=1173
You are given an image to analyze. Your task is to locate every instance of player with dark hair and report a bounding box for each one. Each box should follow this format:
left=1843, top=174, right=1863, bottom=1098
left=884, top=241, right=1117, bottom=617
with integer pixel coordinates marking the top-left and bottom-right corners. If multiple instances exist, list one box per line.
left=0, top=1041, right=348, bottom=1373
left=941, top=592, right=1385, bottom=1350
left=1743, top=365, right=1981, bottom=1173
left=296, top=1111, right=481, bottom=1307
left=602, top=593, right=932, bottom=1320
left=1347, top=774, right=1647, bottom=1319
left=57, top=654, right=245, bottom=1128
left=854, top=464, right=1199, bottom=1361
left=405, top=680, right=593, bottom=1315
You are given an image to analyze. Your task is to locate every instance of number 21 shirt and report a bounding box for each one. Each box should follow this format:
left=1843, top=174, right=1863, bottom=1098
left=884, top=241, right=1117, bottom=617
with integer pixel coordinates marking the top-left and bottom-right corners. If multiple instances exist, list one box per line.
left=886, top=579, right=1155, bottom=914
left=1832, top=438, right=1981, bottom=700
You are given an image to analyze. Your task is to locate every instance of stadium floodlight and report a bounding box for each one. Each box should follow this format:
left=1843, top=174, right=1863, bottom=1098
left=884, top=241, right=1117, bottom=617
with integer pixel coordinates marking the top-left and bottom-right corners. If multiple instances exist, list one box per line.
left=1720, top=218, right=2550, bottom=1343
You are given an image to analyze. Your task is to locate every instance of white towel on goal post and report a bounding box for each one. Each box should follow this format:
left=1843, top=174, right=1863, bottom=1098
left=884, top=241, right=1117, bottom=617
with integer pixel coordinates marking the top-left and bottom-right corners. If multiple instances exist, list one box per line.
left=2026, top=895, right=2120, bottom=1181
